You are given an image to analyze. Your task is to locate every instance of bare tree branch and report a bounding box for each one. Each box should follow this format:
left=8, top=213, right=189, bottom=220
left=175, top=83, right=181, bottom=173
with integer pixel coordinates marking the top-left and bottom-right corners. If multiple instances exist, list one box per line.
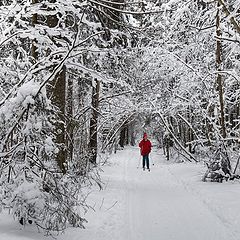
left=88, top=0, right=162, bottom=15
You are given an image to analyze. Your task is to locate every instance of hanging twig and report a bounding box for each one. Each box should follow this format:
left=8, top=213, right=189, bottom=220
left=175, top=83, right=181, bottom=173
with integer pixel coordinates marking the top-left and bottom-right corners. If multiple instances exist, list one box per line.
left=105, top=201, right=118, bottom=211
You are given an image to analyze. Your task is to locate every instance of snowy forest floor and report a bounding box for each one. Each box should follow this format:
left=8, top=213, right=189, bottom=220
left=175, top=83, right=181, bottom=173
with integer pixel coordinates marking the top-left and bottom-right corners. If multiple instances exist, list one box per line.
left=1, top=146, right=240, bottom=240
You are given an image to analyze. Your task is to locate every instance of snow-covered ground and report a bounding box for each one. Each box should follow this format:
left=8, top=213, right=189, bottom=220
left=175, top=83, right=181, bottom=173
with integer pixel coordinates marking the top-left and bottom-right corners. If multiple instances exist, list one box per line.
left=1, top=146, right=240, bottom=240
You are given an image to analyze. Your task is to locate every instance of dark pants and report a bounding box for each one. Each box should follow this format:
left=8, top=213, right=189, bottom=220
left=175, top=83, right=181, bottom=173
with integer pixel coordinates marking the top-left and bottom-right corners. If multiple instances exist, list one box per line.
left=142, top=155, right=150, bottom=169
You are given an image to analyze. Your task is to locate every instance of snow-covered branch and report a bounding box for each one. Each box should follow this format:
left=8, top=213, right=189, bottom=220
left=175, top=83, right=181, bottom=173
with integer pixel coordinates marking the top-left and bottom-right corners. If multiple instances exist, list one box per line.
left=216, top=0, right=240, bottom=34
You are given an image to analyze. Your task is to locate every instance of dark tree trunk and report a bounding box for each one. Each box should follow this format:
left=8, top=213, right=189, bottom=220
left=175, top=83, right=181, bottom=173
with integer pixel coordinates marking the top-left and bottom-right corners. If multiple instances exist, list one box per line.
left=31, top=0, right=38, bottom=59
left=45, top=9, right=67, bottom=173
left=216, top=4, right=226, bottom=139
left=119, top=123, right=129, bottom=148
left=119, top=127, right=125, bottom=148
left=88, top=79, right=100, bottom=164
left=66, top=75, right=74, bottom=162
left=51, top=65, right=67, bottom=173
left=129, top=121, right=135, bottom=146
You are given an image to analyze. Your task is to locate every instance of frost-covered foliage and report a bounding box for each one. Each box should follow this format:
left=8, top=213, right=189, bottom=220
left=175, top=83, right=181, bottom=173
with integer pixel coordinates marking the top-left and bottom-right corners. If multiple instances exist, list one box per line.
left=121, top=0, right=240, bottom=177
left=0, top=0, right=159, bottom=233
left=0, top=84, right=92, bottom=232
left=0, top=0, right=109, bottom=234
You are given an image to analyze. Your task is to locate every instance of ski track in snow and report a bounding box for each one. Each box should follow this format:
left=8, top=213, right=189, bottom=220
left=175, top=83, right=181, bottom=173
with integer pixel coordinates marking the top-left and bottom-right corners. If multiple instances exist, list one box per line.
left=166, top=165, right=240, bottom=239
left=0, top=146, right=240, bottom=240
left=121, top=147, right=238, bottom=240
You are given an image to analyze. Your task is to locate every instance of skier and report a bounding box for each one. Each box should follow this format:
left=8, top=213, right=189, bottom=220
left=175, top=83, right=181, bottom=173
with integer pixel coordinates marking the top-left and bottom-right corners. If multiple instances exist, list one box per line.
left=139, top=133, right=152, bottom=171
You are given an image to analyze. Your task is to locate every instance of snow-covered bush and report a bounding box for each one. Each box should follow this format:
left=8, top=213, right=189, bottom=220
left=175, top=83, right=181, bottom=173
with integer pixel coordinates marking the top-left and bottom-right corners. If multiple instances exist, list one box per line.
left=0, top=87, right=92, bottom=232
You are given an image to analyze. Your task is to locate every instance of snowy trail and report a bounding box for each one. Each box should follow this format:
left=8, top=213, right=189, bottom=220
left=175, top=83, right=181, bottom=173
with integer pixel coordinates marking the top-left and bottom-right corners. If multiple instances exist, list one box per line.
left=1, top=146, right=240, bottom=240
left=122, top=147, right=237, bottom=240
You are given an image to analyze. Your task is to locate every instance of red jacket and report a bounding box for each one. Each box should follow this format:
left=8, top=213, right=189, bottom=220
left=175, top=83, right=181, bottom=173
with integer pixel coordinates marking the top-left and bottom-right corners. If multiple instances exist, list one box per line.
left=139, top=139, right=152, bottom=156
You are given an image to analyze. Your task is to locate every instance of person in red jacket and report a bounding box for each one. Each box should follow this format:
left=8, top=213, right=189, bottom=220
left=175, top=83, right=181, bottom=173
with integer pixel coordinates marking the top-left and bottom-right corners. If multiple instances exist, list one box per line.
left=139, top=133, right=152, bottom=171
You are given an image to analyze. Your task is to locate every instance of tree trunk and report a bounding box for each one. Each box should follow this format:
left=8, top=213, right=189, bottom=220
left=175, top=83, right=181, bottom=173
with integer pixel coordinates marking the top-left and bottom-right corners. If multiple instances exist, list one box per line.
left=88, top=79, right=100, bottom=164
left=45, top=7, right=67, bottom=173
left=129, top=121, right=135, bottom=146
left=216, top=4, right=226, bottom=139
left=125, top=125, right=129, bottom=145
left=188, top=108, right=194, bottom=153
left=51, top=65, right=67, bottom=173
left=166, top=137, right=170, bottom=161
left=31, top=0, right=38, bottom=59
left=119, top=127, right=125, bottom=148
left=77, top=76, right=87, bottom=154
left=119, top=122, right=129, bottom=148
left=66, top=74, right=74, bottom=162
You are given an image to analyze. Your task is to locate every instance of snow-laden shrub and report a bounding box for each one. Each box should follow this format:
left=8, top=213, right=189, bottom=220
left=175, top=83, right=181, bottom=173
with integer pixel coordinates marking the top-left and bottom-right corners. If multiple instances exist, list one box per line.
left=0, top=87, right=94, bottom=234
left=0, top=167, right=89, bottom=232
